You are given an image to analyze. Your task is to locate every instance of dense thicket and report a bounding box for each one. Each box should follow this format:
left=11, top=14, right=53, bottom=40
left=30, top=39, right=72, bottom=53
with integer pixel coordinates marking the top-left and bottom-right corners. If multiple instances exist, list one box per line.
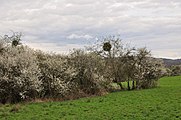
left=0, top=34, right=164, bottom=103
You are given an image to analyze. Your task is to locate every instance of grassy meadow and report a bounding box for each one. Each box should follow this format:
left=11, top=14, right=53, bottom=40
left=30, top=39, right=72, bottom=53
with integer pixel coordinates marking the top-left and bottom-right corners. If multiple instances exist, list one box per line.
left=0, top=76, right=181, bottom=120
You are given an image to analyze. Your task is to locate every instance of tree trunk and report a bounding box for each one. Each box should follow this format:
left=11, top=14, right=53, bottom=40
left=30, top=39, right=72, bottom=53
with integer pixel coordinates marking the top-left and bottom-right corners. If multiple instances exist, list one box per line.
left=127, top=78, right=130, bottom=90
left=132, top=81, right=135, bottom=90
left=118, top=82, right=124, bottom=90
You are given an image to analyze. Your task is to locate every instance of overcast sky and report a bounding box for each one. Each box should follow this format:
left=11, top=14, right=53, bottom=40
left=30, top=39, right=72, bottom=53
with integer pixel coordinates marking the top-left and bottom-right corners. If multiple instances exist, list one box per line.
left=0, top=0, right=181, bottom=59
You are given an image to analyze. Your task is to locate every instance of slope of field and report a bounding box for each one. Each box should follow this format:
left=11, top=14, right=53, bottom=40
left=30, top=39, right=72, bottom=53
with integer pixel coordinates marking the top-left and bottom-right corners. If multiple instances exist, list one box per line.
left=0, top=76, right=181, bottom=120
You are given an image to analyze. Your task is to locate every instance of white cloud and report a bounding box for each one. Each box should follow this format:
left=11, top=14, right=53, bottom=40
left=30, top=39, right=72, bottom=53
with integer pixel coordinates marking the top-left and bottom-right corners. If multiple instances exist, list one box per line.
left=152, top=49, right=181, bottom=59
left=24, top=42, right=84, bottom=54
left=0, top=0, right=181, bottom=58
left=67, top=34, right=93, bottom=40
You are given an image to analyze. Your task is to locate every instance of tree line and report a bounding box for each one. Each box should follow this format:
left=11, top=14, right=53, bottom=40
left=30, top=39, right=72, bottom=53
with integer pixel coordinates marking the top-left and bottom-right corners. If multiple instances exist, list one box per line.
left=0, top=33, right=163, bottom=104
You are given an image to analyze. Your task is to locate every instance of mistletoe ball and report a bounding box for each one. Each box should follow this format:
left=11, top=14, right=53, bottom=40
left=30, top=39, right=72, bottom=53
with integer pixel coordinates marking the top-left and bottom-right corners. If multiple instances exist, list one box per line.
left=103, top=42, right=112, bottom=51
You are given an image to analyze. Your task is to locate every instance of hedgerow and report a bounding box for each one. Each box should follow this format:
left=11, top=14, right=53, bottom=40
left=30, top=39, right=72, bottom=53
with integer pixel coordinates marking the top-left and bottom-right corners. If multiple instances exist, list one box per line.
left=0, top=34, right=163, bottom=103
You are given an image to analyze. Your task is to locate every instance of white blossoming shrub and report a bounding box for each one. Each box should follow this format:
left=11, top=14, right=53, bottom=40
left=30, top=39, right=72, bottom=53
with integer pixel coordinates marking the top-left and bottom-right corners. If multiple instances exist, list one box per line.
left=134, top=49, right=163, bottom=89
left=0, top=35, right=164, bottom=103
left=0, top=46, right=42, bottom=103
left=36, top=52, right=77, bottom=98
left=69, top=49, right=109, bottom=95
left=138, top=58, right=162, bottom=88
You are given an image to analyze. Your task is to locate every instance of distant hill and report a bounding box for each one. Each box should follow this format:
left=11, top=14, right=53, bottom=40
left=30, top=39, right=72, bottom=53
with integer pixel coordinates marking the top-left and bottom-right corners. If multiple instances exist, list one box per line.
left=161, top=58, right=181, bottom=67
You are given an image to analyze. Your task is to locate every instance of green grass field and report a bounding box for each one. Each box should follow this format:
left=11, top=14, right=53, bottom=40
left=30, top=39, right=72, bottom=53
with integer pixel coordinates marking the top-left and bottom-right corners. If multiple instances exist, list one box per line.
left=0, top=76, right=181, bottom=120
